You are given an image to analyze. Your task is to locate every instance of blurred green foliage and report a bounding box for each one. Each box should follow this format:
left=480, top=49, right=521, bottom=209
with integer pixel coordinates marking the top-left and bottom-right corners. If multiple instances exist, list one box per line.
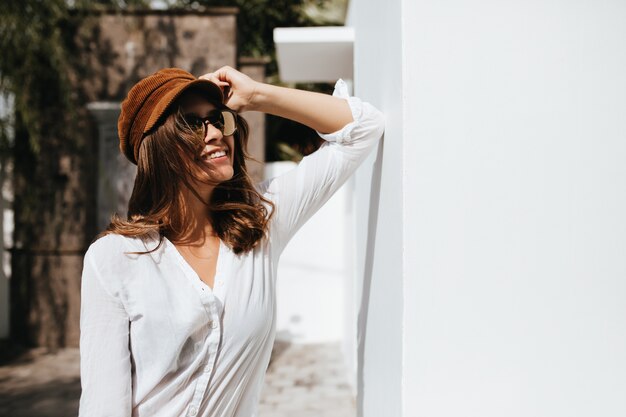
left=0, top=0, right=347, bottom=159
left=0, top=0, right=149, bottom=156
left=0, top=0, right=72, bottom=156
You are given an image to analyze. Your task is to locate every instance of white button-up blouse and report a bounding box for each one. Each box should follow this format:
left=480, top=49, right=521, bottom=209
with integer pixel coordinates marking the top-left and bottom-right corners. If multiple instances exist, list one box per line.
left=78, top=79, right=385, bottom=417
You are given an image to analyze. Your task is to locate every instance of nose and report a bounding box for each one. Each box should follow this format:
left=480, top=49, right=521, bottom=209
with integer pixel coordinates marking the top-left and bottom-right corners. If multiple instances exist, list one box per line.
left=204, top=123, right=223, bottom=142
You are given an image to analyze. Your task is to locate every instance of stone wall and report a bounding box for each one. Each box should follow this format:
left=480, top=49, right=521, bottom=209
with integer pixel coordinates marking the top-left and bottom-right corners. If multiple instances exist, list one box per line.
left=74, top=9, right=238, bottom=102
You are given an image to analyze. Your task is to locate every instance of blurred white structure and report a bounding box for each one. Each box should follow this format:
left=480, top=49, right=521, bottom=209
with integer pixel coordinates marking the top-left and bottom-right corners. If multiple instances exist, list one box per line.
left=266, top=161, right=351, bottom=344
left=274, top=26, right=354, bottom=82
left=277, top=0, right=626, bottom=416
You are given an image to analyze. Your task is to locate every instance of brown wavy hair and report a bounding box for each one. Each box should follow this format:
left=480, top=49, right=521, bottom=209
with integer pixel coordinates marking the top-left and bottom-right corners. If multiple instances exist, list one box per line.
left=98, top=93, right=275, bottom=255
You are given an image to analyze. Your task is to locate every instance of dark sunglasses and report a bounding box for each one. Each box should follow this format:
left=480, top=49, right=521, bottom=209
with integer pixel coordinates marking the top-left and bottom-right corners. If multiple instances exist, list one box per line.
left=181, top=109, right=238, bottom=137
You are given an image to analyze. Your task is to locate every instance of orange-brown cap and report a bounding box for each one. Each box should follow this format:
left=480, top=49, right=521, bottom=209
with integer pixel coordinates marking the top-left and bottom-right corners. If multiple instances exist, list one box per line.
left=118, top=68, right=224, bottom=165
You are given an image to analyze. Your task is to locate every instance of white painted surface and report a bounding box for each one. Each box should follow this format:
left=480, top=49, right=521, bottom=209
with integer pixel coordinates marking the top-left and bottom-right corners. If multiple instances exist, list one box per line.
left=272, top=2, right=626, bottom=414
left=274, top=26, right=354, bottom=43
left=347, top=0, right=404, bottom=416
left=274, top=27, right=354, bottom=82
left=266, top=161, right=349, bottom=344
left=401, top=1, right=626, bottom=417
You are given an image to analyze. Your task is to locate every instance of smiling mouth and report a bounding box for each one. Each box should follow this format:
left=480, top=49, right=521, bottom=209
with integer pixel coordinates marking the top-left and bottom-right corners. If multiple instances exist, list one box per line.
left=200, top=149, right=229, bottom=163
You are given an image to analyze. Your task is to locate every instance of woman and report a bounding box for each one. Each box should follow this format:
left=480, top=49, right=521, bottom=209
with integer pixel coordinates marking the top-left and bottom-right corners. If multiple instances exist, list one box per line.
left=79, top=66, right=384, bottom=417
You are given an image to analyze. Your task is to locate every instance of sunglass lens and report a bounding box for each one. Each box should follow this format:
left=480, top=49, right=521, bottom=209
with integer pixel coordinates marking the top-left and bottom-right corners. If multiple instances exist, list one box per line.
left=184, top=114, right=204, bottom=131
left=221, top=111, right=237, bottom=136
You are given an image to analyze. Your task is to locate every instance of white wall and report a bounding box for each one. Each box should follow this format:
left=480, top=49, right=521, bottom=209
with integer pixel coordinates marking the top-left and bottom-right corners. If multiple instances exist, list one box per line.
left=347, top=0, right=404, bottom=416
left=277, top=2, right=626, bottom=414
left=401, top=1, right=626, bottom=417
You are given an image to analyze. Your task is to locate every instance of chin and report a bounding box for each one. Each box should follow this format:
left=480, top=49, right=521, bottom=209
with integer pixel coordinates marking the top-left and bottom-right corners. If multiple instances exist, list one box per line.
left=200, top=166, right=234, bottom=183
left=218, top=165, right=235, bottom=180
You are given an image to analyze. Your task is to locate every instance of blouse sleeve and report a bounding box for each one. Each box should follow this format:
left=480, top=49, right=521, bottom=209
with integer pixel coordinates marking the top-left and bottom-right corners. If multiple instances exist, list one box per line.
left=259, top=79, right=385, bottom=256
left=78, top=245, right=133, bottom=417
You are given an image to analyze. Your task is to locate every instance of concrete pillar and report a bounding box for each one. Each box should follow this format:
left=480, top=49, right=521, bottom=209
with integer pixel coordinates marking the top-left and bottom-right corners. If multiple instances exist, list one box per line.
left=87, top=103, right=136, bottom=233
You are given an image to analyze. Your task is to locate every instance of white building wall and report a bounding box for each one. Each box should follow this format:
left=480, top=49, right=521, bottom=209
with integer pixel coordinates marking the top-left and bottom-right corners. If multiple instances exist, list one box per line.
left=400, top=1, right=626, bottom=417
left=347, top=0, right=404, bottom=416
left=275, top=1, right=626, bottom=414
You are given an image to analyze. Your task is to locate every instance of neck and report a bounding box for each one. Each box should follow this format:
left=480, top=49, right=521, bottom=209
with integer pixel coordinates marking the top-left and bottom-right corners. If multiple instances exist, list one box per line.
left=173, top=182, right=217, bottom=245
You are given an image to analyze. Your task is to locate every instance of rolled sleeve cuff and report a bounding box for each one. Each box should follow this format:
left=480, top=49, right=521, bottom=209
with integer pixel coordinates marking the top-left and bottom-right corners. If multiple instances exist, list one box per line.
left=316, top=79, right=364, bottom=145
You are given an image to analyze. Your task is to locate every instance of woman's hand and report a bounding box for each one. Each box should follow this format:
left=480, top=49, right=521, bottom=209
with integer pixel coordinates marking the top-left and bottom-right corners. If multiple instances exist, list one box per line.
left=199, top=66, right=259, bottom=112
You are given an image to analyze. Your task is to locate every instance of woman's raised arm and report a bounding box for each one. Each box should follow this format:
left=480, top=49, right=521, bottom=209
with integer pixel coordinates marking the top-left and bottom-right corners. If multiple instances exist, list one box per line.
left=200, top=65, right=354, bottom=134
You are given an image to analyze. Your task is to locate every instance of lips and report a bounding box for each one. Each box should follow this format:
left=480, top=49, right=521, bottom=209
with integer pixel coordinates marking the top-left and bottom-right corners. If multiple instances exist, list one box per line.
left=201, top=147, right=226, bottom=157
left=200, top=147, right=229, bottom=163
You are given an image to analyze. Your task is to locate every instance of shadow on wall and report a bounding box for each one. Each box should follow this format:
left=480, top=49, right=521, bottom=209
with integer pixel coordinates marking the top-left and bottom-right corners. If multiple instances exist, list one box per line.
left=356, top=137, right=384, bottom=417
left=74, top=13, right=184, bottom=102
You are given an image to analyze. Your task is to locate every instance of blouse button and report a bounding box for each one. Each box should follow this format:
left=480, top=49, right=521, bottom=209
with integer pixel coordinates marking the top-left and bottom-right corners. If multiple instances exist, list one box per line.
left=210, top=320, right=218, bottom=329
left=188, top=406, right=198, bottom=416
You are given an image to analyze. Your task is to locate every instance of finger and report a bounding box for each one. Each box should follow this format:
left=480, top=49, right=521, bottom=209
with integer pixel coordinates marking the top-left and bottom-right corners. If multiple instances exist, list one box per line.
left=213, top=66, right=235, bottom=82
left=200, top=72, right=226, bottom=85
left=200, top=73, right=230, bottom=95
left=202, top=73, right=219, bottom=84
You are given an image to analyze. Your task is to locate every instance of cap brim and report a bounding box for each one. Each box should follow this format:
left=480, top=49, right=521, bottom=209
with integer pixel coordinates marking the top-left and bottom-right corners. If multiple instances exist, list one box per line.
left=143, top=78, right=224, bottom=134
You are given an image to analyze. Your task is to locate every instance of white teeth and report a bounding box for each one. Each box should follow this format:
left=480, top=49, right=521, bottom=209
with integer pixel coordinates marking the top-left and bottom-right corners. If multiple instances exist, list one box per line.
left=207, top=150, right=226, bottom=159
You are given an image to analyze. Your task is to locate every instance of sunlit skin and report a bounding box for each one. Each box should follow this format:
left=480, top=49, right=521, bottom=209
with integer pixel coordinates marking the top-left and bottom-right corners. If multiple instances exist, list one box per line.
left=177, top=93, right=235, bottom=231
left=173, top=92, right=236, bottom=289
left=179, top=91, right=236, bottom=192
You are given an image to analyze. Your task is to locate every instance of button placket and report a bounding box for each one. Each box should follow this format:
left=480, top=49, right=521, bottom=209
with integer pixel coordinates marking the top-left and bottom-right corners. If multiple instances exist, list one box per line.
left=187, top=294, right=221, bottom=414
left=162, top=235, right=228, bottom=416
left=188, top=344, right=215, bottom=414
